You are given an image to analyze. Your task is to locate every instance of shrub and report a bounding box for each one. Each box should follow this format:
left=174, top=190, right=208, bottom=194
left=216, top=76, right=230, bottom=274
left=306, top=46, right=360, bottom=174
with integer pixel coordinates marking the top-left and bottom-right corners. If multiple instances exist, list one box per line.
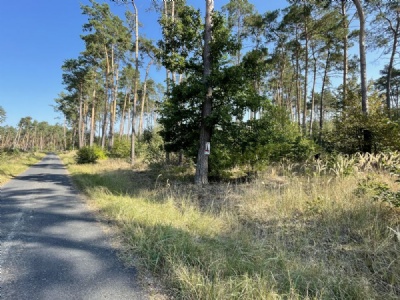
left=93, top=145, right=107, bottom=160
left=75, top=146, right=104, bottom=164
left=288, top=137, right=319, bottom=161
left=355, top=176, right=400, bottom=207
left=144, top=129, right=165, bottom=164
left=324, top=88, right=400, bottom=154
left=109, top=138, right=131, bottom=158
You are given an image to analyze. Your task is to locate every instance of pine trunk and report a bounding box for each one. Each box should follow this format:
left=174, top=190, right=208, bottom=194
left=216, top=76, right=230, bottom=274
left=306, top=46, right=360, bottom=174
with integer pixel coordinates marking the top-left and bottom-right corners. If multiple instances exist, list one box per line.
left=353, top=0, right=368, bottom=114
left=341, top=0, right=348, bottom=108
left=138, top=60, right=152, bottom=137
left=195, top=0, right=214, bottom=185
left=130, top=1, right=139, bottom=166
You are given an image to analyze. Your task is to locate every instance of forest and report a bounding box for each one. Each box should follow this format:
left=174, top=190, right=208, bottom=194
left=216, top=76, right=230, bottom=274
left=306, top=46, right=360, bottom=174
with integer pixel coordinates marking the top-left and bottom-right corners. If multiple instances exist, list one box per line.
left=0, top=0, right=399, bottom=182
left=1, top=1, right=400, bottom=298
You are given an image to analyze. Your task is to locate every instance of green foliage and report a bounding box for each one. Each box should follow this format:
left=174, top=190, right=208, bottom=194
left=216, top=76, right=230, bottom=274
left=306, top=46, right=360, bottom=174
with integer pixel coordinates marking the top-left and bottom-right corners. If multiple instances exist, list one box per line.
left=143, top=129, right=165, bottom=165
left=355, top=176, right=400, bottom=207
left=157, top=4, right=203, bottom=74
left=287, top=136, right=319, bottom=162
left=157, top=5, right=321, bottom=179
left=93, top=145, right=107, bottom=160
left=76, top=146, right=106, bottom=164
left=209, top=104, right=318, bottom=178
left=109, top=137, right=131, bottom=158
left=325, top=87, right=400, bottom=154
left=159, top=75, right=202, bottom=157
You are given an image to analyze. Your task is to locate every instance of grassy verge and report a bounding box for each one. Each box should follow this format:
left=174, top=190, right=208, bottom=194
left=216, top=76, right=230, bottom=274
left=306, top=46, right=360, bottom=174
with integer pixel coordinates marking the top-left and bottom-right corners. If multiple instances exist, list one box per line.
left=61, top=152, right=400, bottom=299
left=0, top=151, right=46, bottom=185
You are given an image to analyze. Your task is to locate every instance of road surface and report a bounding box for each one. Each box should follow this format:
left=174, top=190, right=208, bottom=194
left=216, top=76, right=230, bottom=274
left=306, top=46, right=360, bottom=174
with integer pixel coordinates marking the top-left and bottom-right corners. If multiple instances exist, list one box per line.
left=0, top=153, right=147, bottom=299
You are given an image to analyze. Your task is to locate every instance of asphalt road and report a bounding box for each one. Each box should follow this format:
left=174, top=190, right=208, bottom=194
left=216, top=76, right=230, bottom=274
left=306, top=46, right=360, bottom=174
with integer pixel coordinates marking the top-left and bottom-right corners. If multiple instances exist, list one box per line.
left=0, top=153, right=147, bottom=299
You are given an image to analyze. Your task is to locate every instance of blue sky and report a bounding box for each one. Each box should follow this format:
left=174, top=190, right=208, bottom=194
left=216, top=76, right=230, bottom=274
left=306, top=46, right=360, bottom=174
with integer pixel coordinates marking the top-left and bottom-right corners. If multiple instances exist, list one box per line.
left=0, top=0, right=383, bottom=127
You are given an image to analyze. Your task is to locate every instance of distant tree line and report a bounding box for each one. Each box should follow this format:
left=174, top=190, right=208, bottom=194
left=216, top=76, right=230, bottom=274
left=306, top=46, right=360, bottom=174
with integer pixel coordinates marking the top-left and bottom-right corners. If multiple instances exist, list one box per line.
left=0, top=108, right=66, bottom=152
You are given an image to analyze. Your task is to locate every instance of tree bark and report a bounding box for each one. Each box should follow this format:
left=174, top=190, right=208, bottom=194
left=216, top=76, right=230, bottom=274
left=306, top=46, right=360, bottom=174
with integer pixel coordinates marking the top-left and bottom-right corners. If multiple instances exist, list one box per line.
left=108, top=47, right=117, bottom=150
left=119, top=87, right=129, bottom=138
left=353, top=0, right=368, bottom=114
left=309, top=43, right=317, bottom=136
left=195, top=0, right=214, bottom=185
left=78, top=84, right=84, bottom=149
left=130, top=1, right=139, bottom=166
left=138, top=60, right=153, bottom=137
left=341, top=0, right=348, bottom=108
left=319, top=50, right=331, bottom=144
left=89, top=87, right=96, bottom=147
left=63, top=115, right=67, bottom=150
left=101, top=45, right=111, bottom=149
left=302, top=18, right=309, bottom=134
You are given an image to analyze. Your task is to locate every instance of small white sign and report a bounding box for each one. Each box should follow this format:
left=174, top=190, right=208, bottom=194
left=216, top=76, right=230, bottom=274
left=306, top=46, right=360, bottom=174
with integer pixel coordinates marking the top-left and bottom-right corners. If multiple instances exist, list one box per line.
left=204, top=142, right=210, bottom=155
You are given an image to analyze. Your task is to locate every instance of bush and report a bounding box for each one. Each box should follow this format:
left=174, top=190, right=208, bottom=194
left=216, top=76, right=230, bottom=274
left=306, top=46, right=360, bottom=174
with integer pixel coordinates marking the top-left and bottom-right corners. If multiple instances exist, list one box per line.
left=75, top=146, right=105, bottom=164
left=288, top=137, right=319, bottom=161
left=109, top=138, right=131, bottom=158
left=324, top=88, right=400, bottom=154
left=144, top=129, right=165, bottom=164
left=93, top=145, right=107, bottom=160
left=355, top=176, right=400, bottom=207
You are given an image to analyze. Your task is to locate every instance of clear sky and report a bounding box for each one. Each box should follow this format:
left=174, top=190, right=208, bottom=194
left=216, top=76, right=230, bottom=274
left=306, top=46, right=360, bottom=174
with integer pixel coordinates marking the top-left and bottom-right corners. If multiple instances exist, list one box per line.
left=0, top=0, right=383, bottom=128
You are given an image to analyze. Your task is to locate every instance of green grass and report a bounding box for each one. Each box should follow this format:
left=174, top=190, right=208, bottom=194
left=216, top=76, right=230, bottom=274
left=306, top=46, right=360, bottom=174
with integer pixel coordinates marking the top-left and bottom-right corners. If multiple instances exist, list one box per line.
left=0, top=151, right=46, bottom=185
left=61, top=152, right=400, bottom=299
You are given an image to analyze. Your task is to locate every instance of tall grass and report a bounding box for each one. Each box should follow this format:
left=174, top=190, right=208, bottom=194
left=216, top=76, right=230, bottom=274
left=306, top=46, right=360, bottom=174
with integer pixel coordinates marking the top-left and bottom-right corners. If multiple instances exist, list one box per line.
left=0, top=151, right=45, bottom=185
left=62, top=152, right=400, bottom=299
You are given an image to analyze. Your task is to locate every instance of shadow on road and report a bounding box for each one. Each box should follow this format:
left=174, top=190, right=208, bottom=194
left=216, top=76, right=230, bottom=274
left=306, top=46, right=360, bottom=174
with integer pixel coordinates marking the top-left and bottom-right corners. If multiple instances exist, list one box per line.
left=0, top=154, right=143, bottom=299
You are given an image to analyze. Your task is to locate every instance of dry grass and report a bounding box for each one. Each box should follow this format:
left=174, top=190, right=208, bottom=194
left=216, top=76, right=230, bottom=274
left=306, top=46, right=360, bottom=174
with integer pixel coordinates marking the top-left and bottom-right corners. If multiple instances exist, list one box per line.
left=0, top=151, right=46, bottom=185
left=61, top=152, right=400, bottom=299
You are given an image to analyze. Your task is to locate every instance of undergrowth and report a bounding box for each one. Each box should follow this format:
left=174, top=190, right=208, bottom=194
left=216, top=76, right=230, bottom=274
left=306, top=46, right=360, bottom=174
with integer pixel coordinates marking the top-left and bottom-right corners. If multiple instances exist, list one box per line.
left=61, top=152, right=400, bottom=299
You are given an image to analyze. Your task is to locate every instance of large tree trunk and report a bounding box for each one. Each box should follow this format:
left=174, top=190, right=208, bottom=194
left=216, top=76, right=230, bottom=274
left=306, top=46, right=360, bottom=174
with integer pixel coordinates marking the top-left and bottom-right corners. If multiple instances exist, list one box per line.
left=309, top=44, right=317, bottom=136
left=353, top=0, right=371, bottom=152
left=302, top=20, right=309, bottom=135
left=353, top=0, right=368, bottom=114
left=101, top=45, right=111, bottom=149
left=63, top=115, right=67, bottom=150
left=119, top=87, right=129, bottom=138
left=341, top=0, right=348, bottom=108
left=89, top=88, right=96, bottom=147
left=83, top=101, right=88, bottom=147
left=108, top=48, right=116, bottom=150
left=130, top=1, right=139, bottom=166
left=138, top=60, right=153, bottom=137
left=319, top=50, right=331, bottom=144
left=101, top=92, right=108, bottom=149
left=78, top=85, right=84, bottom=149
left=195, top=0, right=214, bottom=185
left=109, top=56, right=119, bottom=150
left=294, top=27, right=301, bottom=128
left=127, top=103, right=131, bottom=140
